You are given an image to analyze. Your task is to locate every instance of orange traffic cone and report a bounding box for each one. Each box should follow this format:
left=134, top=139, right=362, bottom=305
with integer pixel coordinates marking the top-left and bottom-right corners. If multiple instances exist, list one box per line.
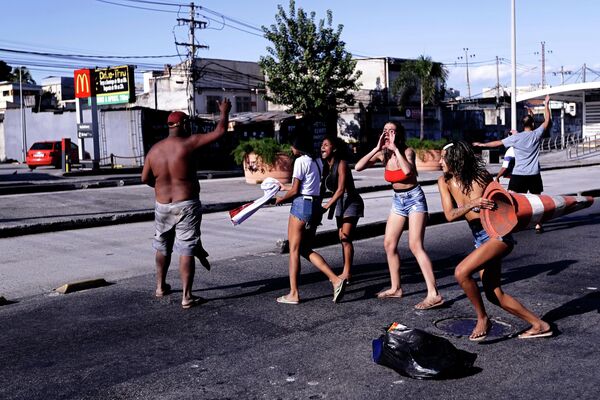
left=480, top=181, right=594, bottom=238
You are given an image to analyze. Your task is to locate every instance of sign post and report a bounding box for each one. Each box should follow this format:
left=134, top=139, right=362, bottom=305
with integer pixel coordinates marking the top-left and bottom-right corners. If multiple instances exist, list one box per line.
left=74, top=69, right=95, bottom=168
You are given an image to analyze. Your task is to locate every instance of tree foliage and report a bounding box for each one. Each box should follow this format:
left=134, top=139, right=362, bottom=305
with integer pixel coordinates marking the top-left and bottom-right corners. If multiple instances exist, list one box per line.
left=0, top=61, right=36, bottom=84
left=259, top=0, right=361, bottom=123
left=12, top=66, right=36, bottom=84
left=392, top=55, right=447, bottom=140
left=0, top=60, right=14, bottom=82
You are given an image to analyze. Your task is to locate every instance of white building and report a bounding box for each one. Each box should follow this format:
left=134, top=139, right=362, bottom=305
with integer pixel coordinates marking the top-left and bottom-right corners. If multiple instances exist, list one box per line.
left=0, top=81, right=41, bottom=110
left=339, top=57, right=445, bottom=142
left=136, top=58, right=267, bottom=116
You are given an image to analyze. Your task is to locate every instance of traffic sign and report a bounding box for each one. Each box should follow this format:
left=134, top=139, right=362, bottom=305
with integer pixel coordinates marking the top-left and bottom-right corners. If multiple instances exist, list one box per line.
left=77, top=123, right=93, bottom=138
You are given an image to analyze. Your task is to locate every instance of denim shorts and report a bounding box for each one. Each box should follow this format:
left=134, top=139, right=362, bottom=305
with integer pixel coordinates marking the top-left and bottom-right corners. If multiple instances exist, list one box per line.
left=290, top=195, right=322, bottom=229
left=391, top=185, right=428, bottom=217
left=469, top=220, right=514, bottom=249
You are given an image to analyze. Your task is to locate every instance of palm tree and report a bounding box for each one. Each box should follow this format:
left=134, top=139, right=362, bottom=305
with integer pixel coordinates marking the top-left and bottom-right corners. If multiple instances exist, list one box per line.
left=10, top=66, right=36, bottom=85
left=392, top=55, right=448, bottom=140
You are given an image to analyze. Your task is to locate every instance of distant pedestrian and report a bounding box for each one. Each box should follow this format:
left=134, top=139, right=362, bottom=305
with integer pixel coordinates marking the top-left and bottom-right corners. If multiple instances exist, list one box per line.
left=275, top=134, right=346, bottom=305
left=141, top=99, right=231, bottom=309
left=318, top=136, right=364, bottom=284
left=355, top=121, right=443, bottom=310
left=438, top=141, right=551, bottom=340
left=474, top=95, right=552, bottom=233
left=494, top=131, right=515, bottom=183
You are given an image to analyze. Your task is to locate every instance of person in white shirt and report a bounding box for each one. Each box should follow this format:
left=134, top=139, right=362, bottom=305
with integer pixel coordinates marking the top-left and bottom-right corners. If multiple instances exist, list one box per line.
left=274, top=134, right=346, bottom=305
left=495, top=132, right=515, bottom=182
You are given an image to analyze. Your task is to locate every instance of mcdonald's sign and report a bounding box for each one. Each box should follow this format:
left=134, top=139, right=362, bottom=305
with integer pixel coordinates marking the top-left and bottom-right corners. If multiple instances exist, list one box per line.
left=74, top=69, right=93, bottom=98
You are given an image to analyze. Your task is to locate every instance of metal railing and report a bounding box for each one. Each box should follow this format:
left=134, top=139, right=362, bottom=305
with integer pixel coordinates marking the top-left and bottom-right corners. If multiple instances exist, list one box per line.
left=566, top=134, right=600, bottom=159
left=539, top=132, right=582, bottom=153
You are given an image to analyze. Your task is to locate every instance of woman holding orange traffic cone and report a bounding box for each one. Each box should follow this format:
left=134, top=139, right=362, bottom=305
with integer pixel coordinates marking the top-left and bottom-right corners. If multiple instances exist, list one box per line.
left=438, top=141, right=551, bottom=341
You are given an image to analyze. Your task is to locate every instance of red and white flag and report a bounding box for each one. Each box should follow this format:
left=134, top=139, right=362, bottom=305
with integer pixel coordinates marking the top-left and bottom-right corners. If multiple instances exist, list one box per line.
left=229, top=177, right=281, bottom=225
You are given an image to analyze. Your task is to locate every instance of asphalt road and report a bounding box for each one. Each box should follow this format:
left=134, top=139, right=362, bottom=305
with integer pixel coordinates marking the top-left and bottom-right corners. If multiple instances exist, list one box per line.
left=1, top=202, right=599, bottom=400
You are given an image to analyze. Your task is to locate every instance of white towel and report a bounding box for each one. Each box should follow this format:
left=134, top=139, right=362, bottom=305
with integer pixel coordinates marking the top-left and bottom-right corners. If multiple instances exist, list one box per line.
left=229, top=177, right=281, bottom=225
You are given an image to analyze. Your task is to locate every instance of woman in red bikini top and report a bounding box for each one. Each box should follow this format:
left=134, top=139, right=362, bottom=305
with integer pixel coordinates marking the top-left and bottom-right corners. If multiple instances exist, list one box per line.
left=354, top=121, right=442, bottom=309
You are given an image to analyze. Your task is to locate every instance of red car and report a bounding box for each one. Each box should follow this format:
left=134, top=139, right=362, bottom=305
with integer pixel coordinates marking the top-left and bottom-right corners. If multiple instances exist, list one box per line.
left=26, top=141, right=79, bottom=169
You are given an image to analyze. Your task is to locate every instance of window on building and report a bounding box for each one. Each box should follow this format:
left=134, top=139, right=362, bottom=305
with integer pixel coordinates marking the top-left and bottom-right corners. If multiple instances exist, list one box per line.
left=206, top=96, right=221, bottom=114
left=236, top=96, right=252, bottom=113
left=2, top=91, right=9, bottom=96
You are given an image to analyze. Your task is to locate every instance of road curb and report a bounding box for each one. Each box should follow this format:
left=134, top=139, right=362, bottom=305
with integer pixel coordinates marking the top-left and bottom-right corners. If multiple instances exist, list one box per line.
left=54, top=278, right=111, bottom=294
left=0, top=201, right=250, bottom=238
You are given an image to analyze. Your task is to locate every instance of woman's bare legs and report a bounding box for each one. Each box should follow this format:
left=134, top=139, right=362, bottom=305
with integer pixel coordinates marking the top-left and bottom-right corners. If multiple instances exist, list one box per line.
left=337, top=217, right=359, bottom=283
left=281, top=216, right=344, bottom=303
left=454, top=243, right=497, bottom=339
left=454, top=239, right=547, bottom=339
left=301, top=227, right=344, bottom=288
left=379, top=212, right=406, bottom=298
left=407, top=212, right=443, bottom=308
left=282, top=215, right=304, bottom=303
left=479, top=249, right=550, bottom=336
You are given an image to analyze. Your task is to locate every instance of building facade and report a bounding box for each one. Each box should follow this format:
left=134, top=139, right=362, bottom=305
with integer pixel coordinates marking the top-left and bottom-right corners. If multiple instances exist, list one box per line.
left=136, top=58, right=267, bottom=116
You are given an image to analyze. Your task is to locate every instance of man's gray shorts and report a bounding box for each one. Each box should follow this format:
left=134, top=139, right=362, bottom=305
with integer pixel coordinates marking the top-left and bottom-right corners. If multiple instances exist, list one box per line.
left=153, top=199, right=203, bottom=257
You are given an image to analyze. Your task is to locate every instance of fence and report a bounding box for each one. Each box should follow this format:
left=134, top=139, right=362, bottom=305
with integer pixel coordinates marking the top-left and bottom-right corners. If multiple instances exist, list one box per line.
left=539, top=132, right=582, bottom=153
left=567, top=134, right=600, bottom=159
left=97, top=153, right=144, bottom=168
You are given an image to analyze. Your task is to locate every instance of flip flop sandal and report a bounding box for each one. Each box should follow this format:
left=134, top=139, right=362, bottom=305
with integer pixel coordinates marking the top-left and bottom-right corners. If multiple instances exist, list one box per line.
left=276, top=295, right=299, bottom=305
left=414, top=298, right=445, bottom=310
left=332, top=280, right=347, bottom=303
left=155, top=283, right=172, bottom=298
left=181, top=296, right=206, bottom=309
left=518, top=329, right=553, bottom=339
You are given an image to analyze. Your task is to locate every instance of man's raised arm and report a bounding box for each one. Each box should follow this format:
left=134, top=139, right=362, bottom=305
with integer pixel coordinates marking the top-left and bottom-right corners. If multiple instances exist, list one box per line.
left=189, top=98, right=232, bottom=149
left=540, top=94, right=551, bottom=131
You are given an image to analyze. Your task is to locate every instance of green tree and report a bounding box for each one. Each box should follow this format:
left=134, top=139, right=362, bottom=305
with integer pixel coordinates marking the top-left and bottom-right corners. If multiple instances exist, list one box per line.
left=0, top=60, right=14, bottom=82
left=11, top=66, right=36, bottom=84
left=392, top=55, right=448, bottom=140
left=259, top=0, right=361, bottom=131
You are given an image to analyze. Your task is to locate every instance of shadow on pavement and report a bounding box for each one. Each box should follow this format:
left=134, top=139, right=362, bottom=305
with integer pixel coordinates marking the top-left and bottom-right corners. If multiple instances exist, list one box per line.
left=0, top=170, right=64, bottom=182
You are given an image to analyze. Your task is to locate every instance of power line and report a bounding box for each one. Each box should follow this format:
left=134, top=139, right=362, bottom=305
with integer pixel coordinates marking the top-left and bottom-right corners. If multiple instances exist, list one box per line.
left=95, top=0, right=179, bottom=13
left=0, top=47, right=179, bottom=59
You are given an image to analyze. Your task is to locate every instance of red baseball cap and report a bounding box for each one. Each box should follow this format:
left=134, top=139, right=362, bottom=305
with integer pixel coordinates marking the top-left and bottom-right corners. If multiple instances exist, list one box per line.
left=167, top=111, right=188, bottom=126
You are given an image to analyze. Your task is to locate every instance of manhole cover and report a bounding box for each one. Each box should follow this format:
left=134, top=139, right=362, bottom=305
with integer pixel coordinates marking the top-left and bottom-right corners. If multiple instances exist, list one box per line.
left=434, top=316, right=514, bottom=339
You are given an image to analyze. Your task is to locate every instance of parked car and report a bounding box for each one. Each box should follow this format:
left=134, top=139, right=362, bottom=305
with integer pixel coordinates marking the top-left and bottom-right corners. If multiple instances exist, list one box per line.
left=26, top=141, right=79, bottom=169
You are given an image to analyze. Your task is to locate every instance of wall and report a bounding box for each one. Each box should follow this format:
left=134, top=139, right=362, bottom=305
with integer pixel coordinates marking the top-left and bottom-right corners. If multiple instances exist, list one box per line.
left=2, top=108, right=82, bottom=161
left=0, top=107, right=148, bottom=164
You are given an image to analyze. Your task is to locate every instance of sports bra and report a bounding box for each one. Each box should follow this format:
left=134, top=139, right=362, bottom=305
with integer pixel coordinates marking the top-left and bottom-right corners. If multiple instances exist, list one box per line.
left=384, top=169, right=413, bottom=184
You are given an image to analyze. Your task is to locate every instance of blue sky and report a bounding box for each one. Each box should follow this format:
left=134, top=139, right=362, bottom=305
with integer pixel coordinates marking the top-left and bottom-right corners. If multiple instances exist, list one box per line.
left=1, top=0, right=598, bottom=97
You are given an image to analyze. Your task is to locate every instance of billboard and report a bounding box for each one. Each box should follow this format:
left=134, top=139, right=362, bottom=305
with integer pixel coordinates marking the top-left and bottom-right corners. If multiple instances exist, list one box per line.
left=93, top=65, right=135, bottom=105
left=74, top=69, right=93, bottom=98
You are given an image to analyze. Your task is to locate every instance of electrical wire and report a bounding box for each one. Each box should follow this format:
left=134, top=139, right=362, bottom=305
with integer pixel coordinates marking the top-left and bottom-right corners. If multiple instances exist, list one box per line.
left=95, top=0, right=178, bottom=13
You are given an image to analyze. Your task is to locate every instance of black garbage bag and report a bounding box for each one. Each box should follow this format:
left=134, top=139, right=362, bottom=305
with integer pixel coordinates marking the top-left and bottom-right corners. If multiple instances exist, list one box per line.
left=372, top=323, right=477, bottom=380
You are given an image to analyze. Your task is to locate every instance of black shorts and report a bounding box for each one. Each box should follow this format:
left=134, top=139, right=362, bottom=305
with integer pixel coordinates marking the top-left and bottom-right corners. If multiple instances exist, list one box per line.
left=508, top=174, right=543, bottom=194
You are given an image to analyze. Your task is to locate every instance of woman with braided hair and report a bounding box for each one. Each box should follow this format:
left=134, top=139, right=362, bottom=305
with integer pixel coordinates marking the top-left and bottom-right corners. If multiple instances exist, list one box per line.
left=438, top=141, right=551, bottom=341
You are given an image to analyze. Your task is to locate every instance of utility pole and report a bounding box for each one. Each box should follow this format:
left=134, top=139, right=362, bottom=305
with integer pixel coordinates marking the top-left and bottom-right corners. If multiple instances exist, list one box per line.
left=458, top=48, right=475, bottom=98
left=534, top=41, right=552, bottom=88
left=19, top=67, right=27, bottom=163
left=175, top=2, right=208, bottom=119
left=495, top=56, right=502, bottom=136
left=510, top=0, right=517, bottom=131
left=553, top=66, right=572, bottom=85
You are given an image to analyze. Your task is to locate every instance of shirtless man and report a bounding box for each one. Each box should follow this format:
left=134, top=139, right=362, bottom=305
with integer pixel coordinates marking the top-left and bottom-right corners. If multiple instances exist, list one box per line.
left=141, top=99, right=231, bottom=309
left=438, top=141, right=551, bottom=340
